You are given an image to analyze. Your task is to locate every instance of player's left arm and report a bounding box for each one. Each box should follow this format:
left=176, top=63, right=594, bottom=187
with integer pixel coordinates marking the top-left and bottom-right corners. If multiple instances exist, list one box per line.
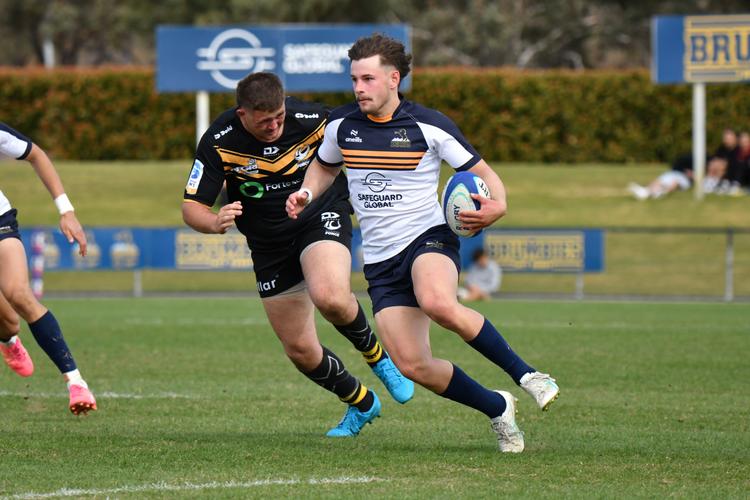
left=26, top=143, right=87, bottom=256
left=459, top=160, right=508, bottom=231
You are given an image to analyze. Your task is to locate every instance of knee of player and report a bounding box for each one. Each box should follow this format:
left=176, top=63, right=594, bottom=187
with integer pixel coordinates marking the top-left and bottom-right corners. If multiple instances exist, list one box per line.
left=311, top=290, right=352, bottom=322
left=397, top=357, right=435, bottom=385
left=420, top=295, right=461, bottom=329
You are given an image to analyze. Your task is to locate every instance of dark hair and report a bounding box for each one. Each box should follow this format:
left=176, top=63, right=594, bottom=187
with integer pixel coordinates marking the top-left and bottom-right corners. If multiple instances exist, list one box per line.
left=472, top=248, right=486, bottom=262
left=348, top=33, right=412, bottom=82
left=235, top=72, right=284, bottom=111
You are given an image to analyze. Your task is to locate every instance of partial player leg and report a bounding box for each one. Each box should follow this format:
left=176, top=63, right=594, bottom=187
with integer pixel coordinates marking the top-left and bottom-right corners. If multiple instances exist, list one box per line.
left=373, top=305, right=523, bottom=452
left=0, top=291, right=34, bottom=377
left=412, top=252, right=559, bottom=410
left=261, top=290, right=380, bottom=436
left=0, top=237, right=96, bottom=414
left=301, top=240, right=413, bottom=404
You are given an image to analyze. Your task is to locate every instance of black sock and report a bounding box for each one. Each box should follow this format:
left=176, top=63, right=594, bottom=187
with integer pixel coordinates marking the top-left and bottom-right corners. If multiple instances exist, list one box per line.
left=334, top=301, right=388, bottom=366
left=302, top=346, right=373, bottom=412
left=29, top=310, right=77, bottom=373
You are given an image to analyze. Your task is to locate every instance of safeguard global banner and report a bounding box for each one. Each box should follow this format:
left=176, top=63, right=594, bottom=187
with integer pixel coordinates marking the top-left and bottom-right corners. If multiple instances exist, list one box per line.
left=156, top=24, right=411, bottom=93
left=653, top=14, right=750, bottom=83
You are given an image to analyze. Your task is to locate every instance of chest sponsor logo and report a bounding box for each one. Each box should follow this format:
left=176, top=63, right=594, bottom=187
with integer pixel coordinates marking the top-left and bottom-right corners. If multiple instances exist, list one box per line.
left=357, top=192, right=403, bottom=208
left=232, top=158, right=258, bottom=175
left=361, top=172, right=392, bottom=193
left=390, top=128, right=411, bottom=148
left=345, top=129, right=363, bottom=143
left=295, top=112, right=320, bottom=119
left=186, top=159, right=204, bottom=194
left=213, top=124, right=233, bottom=140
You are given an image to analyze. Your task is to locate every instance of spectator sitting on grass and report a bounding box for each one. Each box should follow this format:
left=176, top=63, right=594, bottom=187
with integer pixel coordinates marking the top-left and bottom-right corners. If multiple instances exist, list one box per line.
left=458, top=248, right=502, bottom=301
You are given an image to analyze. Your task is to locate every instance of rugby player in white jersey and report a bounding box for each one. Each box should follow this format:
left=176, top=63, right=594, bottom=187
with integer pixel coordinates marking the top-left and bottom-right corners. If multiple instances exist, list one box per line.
left=287, top=34, right=559, bottom=452
left=182, top=72, right=413, bottom=437
left=0, top=122, right=96, bottom=415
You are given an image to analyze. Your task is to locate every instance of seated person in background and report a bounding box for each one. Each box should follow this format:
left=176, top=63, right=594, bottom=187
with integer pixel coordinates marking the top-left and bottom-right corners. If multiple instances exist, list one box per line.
left=458, top=248, right=502, bottom=301
left=705, top=128, right=739, bottom=193
left=721, top=130, right=750, bottom=195
left=627, top=153, right=700, bottom=200
left=629, top=128, right=739, bottom=200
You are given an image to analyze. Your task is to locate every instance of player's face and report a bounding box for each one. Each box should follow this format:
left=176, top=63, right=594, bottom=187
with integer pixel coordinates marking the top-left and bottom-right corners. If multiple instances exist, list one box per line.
left=351, top=55, right=401, bottom=118
left=237, top=105, right=285, bottom=143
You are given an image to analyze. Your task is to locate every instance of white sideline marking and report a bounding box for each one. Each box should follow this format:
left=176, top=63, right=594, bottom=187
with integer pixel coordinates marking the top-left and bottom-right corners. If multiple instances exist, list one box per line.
left=0, top=390, right=196, bottom=400
left=3, top=476, right=381, bottom=499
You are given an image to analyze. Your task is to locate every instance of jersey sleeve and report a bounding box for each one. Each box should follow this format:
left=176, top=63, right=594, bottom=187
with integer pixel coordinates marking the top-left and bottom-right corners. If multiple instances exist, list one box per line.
left=316, top=118, right=344, bottom=168
left=183, top=133, right=225, bottom=206
left=0, top=123, right=33, bottom=160
left=417, top=111, right=481, bottom=171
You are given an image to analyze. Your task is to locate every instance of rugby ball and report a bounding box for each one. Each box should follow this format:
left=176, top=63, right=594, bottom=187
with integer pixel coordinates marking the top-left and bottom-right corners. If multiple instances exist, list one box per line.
left=441, top=171, right=491, bottom=237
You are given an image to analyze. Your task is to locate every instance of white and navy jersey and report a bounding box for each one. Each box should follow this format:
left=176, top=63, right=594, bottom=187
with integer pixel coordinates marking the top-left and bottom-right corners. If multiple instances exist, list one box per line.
left=317, top=98, right=481, bottom=264
left=0, top=123, right=33, bottom=216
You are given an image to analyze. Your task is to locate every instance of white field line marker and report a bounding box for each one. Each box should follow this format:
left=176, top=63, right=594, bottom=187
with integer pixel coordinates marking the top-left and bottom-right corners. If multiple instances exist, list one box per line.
left=0, top=390, right=197, bottom=400
left=3, top=476, right=382, bottom=500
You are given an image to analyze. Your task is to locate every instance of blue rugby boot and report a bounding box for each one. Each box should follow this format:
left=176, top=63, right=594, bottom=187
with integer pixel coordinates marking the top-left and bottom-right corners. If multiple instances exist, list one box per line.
left=326, top=392, right=381, bottom=437
left=371, top=357, right=414, bottom=404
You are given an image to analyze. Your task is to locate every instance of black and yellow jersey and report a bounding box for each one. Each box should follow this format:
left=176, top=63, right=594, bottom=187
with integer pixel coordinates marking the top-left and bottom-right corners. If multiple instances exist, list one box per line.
left=183, top=96, right=349, bottom=251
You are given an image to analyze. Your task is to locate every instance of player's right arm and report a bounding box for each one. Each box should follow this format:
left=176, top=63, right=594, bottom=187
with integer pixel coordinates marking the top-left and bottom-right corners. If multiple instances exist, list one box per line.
left=182, top=200, right=242, bottom=235
left=286, top=116, right=344, bottom=219
left=285, top=158, right=340, bottom=219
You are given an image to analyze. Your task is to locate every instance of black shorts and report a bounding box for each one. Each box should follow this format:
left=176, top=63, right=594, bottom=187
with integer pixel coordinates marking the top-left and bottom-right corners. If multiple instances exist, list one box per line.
left=364, top=224, right=461, bottom=314
left=0, top=209, right=21, bottom=242
left=251, top=200, right=353, bottom=298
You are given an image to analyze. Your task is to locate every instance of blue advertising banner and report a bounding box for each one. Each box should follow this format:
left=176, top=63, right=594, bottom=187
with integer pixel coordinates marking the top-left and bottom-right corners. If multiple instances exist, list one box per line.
left=156, top=24, right=411, bottom=93
left=653, top=14, right=750, bottom=83
left=21, top=227, right=603, bottom=274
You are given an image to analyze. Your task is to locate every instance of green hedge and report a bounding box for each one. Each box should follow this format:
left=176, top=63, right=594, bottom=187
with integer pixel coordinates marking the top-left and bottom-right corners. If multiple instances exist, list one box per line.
left=2, top=67, right=750, bottom=162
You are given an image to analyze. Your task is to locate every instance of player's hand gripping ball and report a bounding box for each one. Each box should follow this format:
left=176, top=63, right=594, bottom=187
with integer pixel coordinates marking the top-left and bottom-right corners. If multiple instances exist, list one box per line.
left=441, top=171, right=491, bottom=237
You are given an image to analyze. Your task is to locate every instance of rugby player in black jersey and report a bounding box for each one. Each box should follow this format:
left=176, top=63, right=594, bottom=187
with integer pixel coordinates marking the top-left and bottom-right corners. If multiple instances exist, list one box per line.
left=182, top=72, right=413, bottom=437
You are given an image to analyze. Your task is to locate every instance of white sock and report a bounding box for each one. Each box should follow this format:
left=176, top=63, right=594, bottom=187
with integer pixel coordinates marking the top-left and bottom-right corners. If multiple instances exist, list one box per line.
left=64, top=369, right=87, bottom=388
left=1, top=335, right=19, bottom=346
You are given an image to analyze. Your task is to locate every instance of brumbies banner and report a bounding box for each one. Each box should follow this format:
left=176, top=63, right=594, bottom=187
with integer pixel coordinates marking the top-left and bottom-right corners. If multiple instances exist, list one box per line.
left=157, top=24, right=411, bottom=92
left=653, top=14, right=750, bottom=83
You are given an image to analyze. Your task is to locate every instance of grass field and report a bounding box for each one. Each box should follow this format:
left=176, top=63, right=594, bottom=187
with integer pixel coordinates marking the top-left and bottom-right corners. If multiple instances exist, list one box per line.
left=1, top=298, right=748, bottom=498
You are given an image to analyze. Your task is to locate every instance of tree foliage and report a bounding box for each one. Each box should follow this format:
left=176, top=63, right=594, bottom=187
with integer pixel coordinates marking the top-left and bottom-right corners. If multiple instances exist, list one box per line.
left=1, top=0, right=749, bottom=68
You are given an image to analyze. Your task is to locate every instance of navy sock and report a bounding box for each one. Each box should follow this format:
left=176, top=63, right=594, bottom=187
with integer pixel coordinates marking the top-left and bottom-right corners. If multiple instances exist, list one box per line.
left=28, top=310, right=77, bottom=373
left=468, top=318, right=534, bottom=384
left=439, top=364, right=506, bottom=418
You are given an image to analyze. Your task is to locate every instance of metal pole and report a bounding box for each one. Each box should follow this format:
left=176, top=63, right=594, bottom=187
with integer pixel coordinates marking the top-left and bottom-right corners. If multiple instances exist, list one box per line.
left=575, top=271, right=584, bottom=300
left=196, top=91, right=210, bottom=148
left=724, top=230, right=734, bottom=302
left=133, top=270, right=143, bottom=298
left=692, top=83, right=706, bottom=200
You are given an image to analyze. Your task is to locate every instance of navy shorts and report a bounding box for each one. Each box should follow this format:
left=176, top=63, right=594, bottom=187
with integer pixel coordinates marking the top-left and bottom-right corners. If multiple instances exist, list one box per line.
left=251, top=200, right=353, bottom=298
left=364, top=224, right=461, bottom=314
left=0, top=209, right=21, bottom=242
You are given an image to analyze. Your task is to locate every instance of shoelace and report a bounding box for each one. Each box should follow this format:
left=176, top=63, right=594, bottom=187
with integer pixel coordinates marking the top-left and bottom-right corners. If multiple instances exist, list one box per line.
left=335, top=406, right=359, bottom=430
